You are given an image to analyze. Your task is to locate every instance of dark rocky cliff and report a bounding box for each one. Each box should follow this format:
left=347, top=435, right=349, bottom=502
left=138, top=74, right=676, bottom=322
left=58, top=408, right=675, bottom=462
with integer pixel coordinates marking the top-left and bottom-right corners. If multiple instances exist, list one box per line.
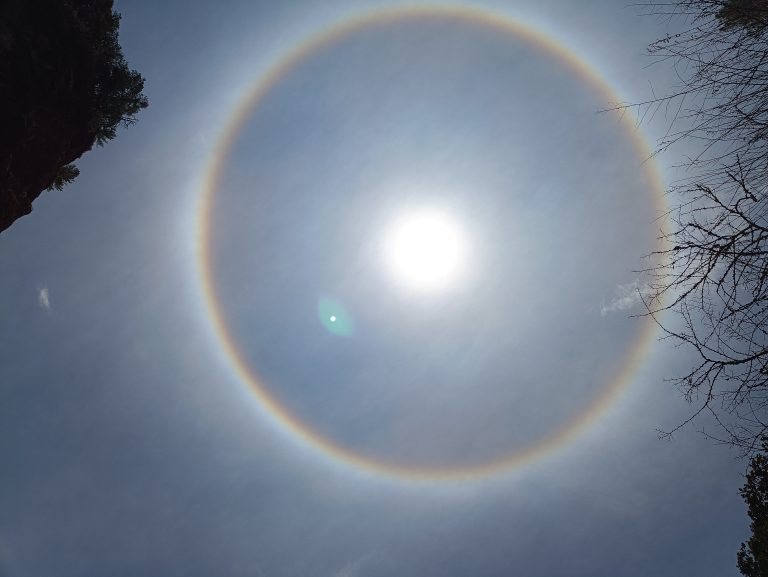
left=0, top=0, right=147, bottom=233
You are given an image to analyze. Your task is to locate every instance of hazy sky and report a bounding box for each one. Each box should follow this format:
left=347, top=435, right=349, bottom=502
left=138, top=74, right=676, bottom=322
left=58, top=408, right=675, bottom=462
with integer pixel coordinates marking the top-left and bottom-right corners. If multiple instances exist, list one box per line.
left=0, top=1, right=750, bottom=576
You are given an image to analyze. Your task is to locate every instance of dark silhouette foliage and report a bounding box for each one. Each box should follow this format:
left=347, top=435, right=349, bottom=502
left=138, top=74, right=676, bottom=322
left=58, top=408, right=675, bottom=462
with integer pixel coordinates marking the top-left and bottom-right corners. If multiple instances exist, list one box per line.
left=0, top=0, right=148, bottom=233
left=739, top=449, right=768, bottom=577
left=47, top=164, right=81, bottom=192
left=718, top=0, right=768, bottom=31
left=626, top=1, right=768, bottom=452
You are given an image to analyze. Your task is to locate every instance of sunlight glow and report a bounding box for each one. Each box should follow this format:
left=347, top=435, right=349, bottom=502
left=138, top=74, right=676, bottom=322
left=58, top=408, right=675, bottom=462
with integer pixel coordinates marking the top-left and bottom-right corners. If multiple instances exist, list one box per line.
left=385, top=210, right=466, bottom=292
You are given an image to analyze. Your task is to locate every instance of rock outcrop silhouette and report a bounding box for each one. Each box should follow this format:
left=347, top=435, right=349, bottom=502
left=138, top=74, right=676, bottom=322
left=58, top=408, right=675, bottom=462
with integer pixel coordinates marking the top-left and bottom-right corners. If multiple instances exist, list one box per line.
left=0, top=0, right=148, bottom=233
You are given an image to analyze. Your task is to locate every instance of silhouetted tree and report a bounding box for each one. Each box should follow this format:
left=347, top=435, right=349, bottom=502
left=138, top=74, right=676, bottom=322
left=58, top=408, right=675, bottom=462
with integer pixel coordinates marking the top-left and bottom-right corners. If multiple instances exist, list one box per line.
left=718, top=0, right=768, bottom=31
left=739, top=448, right=768, bottom=576
left=0, top=0, right=148, bottom=233
left=627, top=1, right=768, bottom=451
left=48, top=165, right=81, bottom=192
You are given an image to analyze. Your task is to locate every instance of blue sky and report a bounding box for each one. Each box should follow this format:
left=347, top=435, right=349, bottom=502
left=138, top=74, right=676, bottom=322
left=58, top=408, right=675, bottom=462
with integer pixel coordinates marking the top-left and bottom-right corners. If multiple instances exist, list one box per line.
left=0, top=1, right=751, bottom=576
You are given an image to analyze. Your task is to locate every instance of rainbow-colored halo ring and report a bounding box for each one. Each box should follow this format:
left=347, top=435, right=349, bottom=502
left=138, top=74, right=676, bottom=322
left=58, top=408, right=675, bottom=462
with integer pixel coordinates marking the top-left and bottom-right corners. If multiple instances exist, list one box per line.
left=197, top=5, right=667, bottom=482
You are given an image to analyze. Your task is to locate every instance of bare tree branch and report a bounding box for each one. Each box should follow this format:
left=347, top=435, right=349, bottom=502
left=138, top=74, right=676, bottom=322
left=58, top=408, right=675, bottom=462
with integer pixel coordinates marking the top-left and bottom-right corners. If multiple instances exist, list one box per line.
left=626, top=0, right=768, bottom=451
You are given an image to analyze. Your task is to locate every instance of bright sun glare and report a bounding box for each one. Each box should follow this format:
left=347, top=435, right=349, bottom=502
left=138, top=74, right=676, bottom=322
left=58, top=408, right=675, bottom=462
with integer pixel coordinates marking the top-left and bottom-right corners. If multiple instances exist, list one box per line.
left=385, top=210, right=466, bottom=292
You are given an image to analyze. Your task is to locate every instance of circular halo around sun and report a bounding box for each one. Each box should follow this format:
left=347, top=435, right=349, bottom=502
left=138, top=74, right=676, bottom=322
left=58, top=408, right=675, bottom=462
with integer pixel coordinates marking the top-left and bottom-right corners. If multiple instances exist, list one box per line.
left=384, top=210, right=467, bottom=292
left=197, top=6, right=668, bottom=482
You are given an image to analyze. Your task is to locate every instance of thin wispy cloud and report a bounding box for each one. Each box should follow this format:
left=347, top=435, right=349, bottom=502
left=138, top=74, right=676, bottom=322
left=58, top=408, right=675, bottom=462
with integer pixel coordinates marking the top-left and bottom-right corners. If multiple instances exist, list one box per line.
left=332, top=551, right=381, bottom=577
left=601, top=279, right=651, bottom=316
left=37, top=287, right=51, bottom=312
left=334, top=558, right=364, bottom=577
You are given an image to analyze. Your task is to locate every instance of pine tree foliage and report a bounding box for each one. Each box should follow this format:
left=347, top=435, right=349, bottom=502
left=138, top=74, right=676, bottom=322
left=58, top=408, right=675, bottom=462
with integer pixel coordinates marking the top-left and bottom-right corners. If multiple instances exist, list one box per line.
left=739, top=450, right=768, bottom=576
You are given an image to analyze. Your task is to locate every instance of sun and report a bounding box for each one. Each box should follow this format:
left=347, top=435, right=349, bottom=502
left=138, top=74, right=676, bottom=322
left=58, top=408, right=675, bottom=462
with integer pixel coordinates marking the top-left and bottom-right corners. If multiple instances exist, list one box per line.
left=385, top=210, right=466, bottom=292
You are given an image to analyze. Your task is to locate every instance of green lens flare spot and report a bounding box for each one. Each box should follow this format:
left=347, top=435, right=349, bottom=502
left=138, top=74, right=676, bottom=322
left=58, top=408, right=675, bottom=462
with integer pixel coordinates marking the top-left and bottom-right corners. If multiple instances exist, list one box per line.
left=318, top=298, right=354, bottom=336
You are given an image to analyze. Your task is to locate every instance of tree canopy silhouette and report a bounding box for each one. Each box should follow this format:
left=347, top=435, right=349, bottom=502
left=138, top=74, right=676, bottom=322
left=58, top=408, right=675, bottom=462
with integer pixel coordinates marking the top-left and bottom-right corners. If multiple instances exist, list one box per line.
left=628, top=1, right=768, bottom=451
left=0, top=0, right=148, bottom=233
left=738, top=448, right=768, bottom=577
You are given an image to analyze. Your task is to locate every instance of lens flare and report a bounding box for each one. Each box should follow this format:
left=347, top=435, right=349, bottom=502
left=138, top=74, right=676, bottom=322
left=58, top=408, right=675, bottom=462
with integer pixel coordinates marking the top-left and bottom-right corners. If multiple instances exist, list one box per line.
left=318, top=297, right=354, bottom=336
